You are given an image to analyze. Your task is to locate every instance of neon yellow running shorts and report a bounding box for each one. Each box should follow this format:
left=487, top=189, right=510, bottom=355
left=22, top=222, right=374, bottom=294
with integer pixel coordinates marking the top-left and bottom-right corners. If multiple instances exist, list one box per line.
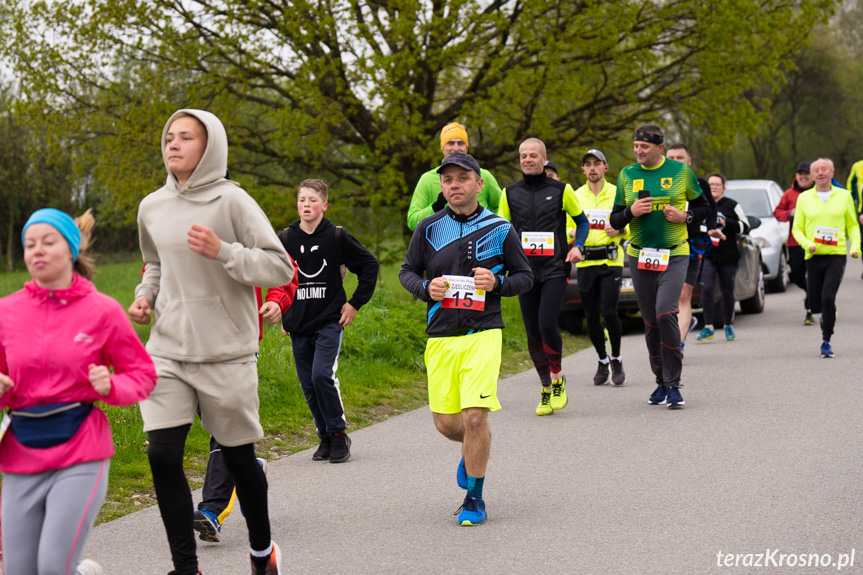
left=424, top=328, right=502, bottom=414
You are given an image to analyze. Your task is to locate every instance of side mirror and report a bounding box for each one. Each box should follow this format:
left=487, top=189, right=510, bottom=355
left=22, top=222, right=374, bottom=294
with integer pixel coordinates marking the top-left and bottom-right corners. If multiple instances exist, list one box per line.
left=747, top=215, right=762, bottom=230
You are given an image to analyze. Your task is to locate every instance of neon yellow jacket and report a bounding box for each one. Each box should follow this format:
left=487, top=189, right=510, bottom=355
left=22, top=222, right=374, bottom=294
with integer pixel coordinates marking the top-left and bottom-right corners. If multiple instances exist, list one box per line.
left=791, top=186, right=861, bottom=260
left=569, top=180, right=629, bottom=268
left=845, top=159, right=863, bottom=214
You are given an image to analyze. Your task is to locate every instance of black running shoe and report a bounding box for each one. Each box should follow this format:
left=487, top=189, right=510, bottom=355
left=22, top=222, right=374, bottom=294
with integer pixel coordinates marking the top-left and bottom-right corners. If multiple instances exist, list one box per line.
left=593, top=361, right=610, bottom=385
left=610, top=359, right=625, bottom=385
left=312, top=437, right=331, bottom=461
left=329, top=432, right=351, bottom=463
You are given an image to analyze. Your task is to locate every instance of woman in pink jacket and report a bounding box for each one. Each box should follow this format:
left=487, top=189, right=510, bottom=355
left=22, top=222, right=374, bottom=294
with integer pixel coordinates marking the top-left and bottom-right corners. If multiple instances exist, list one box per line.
left=0, top=208, right=157, bottom=575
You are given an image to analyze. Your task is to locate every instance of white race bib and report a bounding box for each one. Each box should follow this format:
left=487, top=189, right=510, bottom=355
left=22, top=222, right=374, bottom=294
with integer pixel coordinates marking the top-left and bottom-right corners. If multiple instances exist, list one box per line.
left=637, top=247, right=670, bottom=271
left=584, top=209, right=611, bottom=231
left=441, top=275, right=486, bottom=311
left=813, top=226, right=840, bottom=246
left=521, top=231, right=555, bottom=256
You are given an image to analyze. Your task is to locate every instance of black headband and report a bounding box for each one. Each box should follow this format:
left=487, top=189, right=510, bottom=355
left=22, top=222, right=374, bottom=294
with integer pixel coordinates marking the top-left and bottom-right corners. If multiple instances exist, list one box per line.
left=634, top=130, right=663, bottom=145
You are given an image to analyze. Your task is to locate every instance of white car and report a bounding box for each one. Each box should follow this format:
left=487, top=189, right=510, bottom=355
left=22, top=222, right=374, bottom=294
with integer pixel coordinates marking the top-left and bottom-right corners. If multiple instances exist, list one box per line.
left=724, top=179, right=790, bottom=292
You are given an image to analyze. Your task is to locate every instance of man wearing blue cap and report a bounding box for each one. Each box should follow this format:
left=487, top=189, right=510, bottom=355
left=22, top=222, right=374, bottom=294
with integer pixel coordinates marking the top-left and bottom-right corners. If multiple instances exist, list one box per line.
left=400, top=152, right=533, bottom=526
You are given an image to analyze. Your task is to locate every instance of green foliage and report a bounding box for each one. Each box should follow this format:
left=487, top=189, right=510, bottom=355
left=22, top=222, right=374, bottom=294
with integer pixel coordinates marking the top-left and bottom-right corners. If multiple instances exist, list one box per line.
left=0, top=0, right=838, bottom=232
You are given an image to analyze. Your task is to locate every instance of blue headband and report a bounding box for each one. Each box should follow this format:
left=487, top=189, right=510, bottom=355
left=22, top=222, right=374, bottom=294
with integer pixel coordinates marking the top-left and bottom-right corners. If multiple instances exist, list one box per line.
left=22, top=208, right=81, bottom=262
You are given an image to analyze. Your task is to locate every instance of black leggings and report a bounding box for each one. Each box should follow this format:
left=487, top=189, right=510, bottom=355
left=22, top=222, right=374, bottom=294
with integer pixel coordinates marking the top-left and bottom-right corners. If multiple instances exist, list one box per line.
left=787, top=245, right=810, bottom=310
left=576, top=265, right=623, bottom=358
left=701, top=258, right=737, bottom=327
left=805, top=255, right=846, bottom=341
left=518, top=277, right=567, bottom=385
left=148, top=426, right=270, bottom=574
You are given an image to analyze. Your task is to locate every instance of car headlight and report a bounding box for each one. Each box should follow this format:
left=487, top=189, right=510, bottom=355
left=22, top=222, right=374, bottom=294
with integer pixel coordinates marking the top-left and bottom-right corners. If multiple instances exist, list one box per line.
left=754, top=237, right=771, bottom=249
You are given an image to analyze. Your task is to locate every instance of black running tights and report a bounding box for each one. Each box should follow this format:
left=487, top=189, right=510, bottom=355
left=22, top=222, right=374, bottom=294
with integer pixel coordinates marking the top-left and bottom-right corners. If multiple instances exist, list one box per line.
left=148, top=426, right=271, bottom=574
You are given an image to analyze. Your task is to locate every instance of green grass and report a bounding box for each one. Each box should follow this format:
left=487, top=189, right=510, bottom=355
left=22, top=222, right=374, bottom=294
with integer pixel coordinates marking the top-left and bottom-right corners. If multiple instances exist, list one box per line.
left=0, top=261, right=589, bottom=522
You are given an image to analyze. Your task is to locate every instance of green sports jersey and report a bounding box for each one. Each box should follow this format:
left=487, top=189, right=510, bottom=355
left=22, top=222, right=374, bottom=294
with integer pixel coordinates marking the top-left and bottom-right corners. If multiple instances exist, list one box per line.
left=615, top=157, right=701, bottom=257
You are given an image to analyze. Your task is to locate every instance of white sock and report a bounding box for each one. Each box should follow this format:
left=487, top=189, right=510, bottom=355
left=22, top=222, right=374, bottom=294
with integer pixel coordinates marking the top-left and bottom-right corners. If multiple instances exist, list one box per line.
left=251, top=542, right=274, bottom=558
left=598, top=357, right=610, bottom=365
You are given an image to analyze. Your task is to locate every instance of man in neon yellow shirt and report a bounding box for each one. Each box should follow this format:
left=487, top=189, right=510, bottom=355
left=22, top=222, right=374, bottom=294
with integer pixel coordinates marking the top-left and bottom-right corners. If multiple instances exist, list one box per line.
left=406, top=122, right=502, bottom=231
left=792, top=158, right=860, bottom=358
left=570, top=149, right=628, bottom=385
left=844, top=157, right=863, bottom=278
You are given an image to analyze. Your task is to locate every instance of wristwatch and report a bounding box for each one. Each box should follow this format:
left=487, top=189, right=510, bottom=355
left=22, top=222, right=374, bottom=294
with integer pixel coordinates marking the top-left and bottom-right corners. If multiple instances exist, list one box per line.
left=685, top=211, right=693, bottom=224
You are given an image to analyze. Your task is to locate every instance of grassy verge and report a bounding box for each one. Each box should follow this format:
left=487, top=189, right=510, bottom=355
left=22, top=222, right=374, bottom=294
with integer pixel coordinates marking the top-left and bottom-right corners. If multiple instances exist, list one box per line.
left=0, top=261, right=588, bottom=523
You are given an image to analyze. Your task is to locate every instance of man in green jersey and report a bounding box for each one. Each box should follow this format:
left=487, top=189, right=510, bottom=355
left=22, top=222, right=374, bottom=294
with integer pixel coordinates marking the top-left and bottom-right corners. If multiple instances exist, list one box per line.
left=609, top=125, right=711, bottom=409
left=406, top=122, right=502, bottom=231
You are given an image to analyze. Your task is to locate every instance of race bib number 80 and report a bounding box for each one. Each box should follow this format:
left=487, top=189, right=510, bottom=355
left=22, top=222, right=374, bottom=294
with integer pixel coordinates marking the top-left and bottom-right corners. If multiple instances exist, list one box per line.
left=441, top=275, right=486, bottom=311
left=637, top=247, right=670, bottom=271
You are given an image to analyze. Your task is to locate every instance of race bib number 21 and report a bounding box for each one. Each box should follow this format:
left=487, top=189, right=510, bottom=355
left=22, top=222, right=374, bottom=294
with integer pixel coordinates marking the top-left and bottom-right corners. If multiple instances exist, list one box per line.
left=441, top=275, right=486, bottom=311
left=522, top=231, right=554, bottom=256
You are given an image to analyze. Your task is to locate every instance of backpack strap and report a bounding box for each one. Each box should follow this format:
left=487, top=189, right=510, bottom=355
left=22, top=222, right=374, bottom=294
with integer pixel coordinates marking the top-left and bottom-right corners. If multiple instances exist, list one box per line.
left=277, top=227, right=291, bottom=251
left=335, top=225, right=344, bottom=265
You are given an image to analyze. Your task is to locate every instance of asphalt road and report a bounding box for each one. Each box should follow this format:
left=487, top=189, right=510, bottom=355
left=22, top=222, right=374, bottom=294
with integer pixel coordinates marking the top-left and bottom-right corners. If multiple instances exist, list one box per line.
left=83, top=265, right=863, bottom=574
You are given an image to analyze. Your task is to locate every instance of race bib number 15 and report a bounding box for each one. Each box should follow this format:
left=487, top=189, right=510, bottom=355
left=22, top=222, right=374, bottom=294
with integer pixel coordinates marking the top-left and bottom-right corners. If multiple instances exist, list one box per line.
left=522, top=231, right=554, bottom=256
left=442, top=275, right=486, bottom=311
left=637, top=248, right=670, bottom=271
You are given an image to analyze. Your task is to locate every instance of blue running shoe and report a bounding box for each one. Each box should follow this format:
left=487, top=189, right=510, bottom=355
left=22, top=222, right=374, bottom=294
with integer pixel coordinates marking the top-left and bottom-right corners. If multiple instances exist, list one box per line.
left=457, top=457, right=468, bottom=490
left=724, top=325, right=736, bottom=341
left=695, top=326, right=714, bottom=341
left=666, top=386, right=685, bottom=409
left=821, top=341, right=835, bottom=358
left=455, top=495, right=486, bottom=526
left=648, top=385, right=667, bottom=405
left=194, top=508, right=222, bottom=543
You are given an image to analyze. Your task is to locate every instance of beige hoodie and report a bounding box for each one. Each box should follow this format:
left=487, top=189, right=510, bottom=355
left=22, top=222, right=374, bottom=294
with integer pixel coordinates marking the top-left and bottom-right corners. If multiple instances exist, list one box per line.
left=135, top=109, right=294, bottom=362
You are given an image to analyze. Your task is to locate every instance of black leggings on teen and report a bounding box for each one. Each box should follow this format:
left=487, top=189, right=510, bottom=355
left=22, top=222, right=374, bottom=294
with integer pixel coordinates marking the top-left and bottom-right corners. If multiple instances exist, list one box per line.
left=148, top=425, right=270, bottom=574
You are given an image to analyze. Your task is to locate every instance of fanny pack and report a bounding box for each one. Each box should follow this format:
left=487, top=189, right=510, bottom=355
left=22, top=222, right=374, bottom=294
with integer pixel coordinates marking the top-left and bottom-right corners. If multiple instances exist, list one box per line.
left=9, top=402, right=93, bottom=449
left=582, top=244, right=619, bottom=261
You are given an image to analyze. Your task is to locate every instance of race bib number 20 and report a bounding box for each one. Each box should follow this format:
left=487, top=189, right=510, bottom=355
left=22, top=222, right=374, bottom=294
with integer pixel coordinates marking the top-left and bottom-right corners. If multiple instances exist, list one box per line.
left=441, top=275, right=486, bottom=311
left=637, top=248, right=670, bottom=271
left=584, top=209, right=611, bottom=231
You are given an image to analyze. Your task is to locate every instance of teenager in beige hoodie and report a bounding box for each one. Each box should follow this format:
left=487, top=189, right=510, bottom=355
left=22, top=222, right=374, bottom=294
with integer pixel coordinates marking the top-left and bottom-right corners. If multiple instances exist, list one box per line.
left=129, top=109, right=294, bottom=575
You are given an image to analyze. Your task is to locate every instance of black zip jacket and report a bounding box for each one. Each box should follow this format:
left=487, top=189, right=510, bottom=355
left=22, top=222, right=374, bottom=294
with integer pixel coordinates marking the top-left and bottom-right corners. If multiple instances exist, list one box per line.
left=503, top=172, right=588, bottom=282
left=280, top=218, right=379, bottom=335
left=689, top=176, right=719, bottom=237
left=708, top=196, right=750, bottom=264
left=400, top=204, right=534, bottom=337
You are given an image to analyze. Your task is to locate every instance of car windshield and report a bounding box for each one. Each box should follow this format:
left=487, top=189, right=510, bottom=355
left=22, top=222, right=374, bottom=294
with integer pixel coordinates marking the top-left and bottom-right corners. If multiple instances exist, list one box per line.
left=723, top=189, right=771, bottom=218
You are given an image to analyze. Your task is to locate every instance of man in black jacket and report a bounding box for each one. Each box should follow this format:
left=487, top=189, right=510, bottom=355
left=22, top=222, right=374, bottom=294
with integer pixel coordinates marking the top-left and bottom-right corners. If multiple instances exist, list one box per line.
left=400, top=152, right=533, bottom=526
left=498, top=138, right=589, bottom=416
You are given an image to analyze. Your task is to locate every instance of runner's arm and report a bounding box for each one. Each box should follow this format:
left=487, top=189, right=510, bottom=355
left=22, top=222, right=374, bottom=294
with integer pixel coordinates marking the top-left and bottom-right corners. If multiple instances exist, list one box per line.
left=399, top=228, right=432, bottom=301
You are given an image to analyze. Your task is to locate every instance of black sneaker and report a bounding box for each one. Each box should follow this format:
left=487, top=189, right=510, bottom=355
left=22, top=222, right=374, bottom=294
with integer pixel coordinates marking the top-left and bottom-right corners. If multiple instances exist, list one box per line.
left=329, top=432, right=351, bottom=463
left=312, top=437, right=331, bottom=461
left=610, top=359, right=625, bottom=385
left=593, top=361, right=610, bottom=385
